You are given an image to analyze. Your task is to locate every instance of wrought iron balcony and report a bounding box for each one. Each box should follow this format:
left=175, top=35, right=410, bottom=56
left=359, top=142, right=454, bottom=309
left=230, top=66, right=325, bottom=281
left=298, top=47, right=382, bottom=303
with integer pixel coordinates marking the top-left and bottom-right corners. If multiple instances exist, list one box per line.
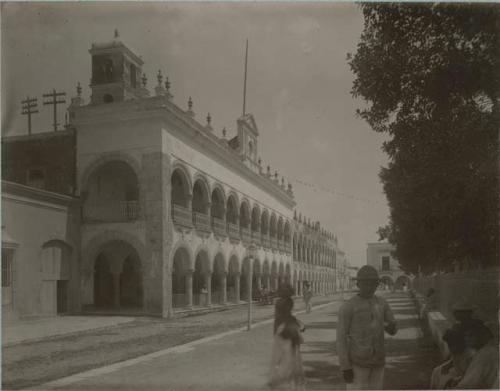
left=172, top=204, right=193, bottom=227
left=251, top=230, right=261, bottom=245
left=193, top=212, right=211, bottom=232
left=227, top=222, right=240, bottom=240
left=240, top=227, right=251, bottom=244
left=278, top=240, right=285, bottom=252
left=270, top=237, right=278, bottom=250
left=83, top=200, right=140, bottom=222
left=212, top=217, right=227, bottom=236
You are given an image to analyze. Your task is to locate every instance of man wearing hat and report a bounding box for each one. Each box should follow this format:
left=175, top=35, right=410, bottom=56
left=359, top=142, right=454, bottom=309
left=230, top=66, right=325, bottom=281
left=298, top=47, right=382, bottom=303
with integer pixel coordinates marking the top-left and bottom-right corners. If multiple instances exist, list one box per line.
left=337, top=265, right=397, bottom=390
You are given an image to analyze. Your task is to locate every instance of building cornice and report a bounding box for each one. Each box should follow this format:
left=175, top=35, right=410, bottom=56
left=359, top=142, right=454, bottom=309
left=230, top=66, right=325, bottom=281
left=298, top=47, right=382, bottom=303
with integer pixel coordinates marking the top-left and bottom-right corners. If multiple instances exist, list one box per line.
left=72, top=96, right=296, bottom=209
left=2, top=181, right=79, bottom=209
left=2, top=129, right=75, bottom=143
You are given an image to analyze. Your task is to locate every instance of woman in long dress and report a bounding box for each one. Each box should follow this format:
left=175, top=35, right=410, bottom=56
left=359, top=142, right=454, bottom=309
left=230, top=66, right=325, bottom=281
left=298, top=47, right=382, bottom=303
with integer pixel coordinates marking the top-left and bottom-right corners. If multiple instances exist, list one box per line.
left=268, top=295, right=306, bottom=391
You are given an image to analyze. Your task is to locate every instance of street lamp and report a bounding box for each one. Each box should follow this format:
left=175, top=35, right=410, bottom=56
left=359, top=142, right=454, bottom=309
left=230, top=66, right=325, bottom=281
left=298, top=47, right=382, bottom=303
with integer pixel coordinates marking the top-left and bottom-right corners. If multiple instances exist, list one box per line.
left=247, top=244, right=257, bottom=331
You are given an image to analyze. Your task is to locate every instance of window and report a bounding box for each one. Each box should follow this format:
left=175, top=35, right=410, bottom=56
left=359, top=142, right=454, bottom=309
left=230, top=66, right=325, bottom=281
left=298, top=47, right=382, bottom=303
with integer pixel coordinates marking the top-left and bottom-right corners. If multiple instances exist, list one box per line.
left=2, top=248, right=13, bottom=287
left=27, top=168, right=45, bottom=189
left=103, top=94, right=114, bottom=103
left=382, top=256, right=390, bottom=271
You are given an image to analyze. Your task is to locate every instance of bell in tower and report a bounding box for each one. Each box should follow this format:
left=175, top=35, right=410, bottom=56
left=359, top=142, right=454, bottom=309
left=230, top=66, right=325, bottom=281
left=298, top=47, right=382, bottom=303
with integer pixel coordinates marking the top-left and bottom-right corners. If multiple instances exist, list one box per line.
left=89, top=30, right=145, bottom=104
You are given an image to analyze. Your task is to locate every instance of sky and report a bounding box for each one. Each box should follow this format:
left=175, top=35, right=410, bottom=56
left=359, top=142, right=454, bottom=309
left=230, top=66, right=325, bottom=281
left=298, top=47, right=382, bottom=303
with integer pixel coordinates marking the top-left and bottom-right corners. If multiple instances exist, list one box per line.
left=1, top=2, right=390, bottom=268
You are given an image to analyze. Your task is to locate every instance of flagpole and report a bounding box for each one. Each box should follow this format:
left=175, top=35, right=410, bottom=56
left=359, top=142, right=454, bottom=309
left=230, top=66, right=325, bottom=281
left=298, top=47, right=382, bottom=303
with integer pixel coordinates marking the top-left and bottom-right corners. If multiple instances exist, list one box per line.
left=243, top=38, right=248, bottom=116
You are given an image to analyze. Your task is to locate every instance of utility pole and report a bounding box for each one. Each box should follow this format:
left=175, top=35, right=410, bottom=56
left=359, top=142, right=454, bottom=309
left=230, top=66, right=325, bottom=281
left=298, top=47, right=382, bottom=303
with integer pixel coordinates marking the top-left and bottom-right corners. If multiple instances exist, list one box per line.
left=43, top=89, right=66, bottom=131
left=21, top=96, right=38, bottom=135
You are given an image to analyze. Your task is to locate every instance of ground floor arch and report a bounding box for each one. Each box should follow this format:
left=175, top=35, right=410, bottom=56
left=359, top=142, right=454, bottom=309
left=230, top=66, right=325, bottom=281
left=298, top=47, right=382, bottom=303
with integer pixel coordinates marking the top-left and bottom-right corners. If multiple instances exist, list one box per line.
left=172, top=247, right=191, bottom=307
left=395, top=275, right=411, bottom=291
left=93, top=240, right=143, bottom=310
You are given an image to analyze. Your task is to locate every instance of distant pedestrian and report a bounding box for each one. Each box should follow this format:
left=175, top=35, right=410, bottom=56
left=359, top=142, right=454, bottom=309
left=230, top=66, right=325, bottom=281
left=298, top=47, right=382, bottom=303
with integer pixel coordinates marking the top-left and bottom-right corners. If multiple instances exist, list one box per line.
left=337, top=265, right=397, bottom=390
left=268, top=295, right=305, bottom=391
left=303, top=283, right=313, bottom=313
left=419, top=288, right=437, bottom=320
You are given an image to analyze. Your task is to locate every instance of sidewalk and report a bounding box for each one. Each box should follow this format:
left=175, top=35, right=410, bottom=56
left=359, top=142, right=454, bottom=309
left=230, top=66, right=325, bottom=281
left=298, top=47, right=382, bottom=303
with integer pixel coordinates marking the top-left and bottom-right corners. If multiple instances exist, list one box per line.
left=2, top=316, right=135, bottom=347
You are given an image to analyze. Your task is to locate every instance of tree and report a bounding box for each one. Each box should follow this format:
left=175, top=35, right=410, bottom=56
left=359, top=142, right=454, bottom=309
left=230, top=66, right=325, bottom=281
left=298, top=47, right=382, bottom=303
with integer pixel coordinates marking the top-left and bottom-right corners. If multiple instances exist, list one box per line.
left=349, top=3, right=499, bottom=274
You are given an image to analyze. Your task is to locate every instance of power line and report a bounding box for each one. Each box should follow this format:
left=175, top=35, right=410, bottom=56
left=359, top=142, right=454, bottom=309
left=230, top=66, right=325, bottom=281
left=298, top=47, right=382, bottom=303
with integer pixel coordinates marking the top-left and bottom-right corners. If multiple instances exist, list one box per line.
left=291, top=177, right=386, bottom=206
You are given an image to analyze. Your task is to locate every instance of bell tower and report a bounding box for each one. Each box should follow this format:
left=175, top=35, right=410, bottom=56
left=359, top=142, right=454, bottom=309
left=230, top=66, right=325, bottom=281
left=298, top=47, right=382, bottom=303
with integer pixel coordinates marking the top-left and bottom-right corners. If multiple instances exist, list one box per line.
left=236, top=113, right=259, bottom=170
left=89, top=30, right=145, bottom=104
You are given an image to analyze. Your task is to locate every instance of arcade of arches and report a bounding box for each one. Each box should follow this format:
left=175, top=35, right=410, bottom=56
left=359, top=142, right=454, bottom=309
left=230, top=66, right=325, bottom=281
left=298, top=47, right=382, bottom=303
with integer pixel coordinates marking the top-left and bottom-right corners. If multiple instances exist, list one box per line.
left=93, top=240, right=143, bottom=309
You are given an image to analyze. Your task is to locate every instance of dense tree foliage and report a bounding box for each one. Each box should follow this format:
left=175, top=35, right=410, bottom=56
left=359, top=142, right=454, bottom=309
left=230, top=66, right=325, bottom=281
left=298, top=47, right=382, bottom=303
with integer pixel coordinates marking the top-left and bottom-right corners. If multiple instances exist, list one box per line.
left=350, top=3, right=499, bottom=274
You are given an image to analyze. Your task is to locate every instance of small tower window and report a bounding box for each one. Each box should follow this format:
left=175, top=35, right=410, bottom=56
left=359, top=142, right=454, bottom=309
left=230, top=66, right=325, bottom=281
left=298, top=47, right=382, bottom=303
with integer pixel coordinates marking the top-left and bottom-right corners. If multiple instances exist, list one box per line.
left=382, top=256, right=390, bottom=271
left=103, top=94, right=114, bottom=103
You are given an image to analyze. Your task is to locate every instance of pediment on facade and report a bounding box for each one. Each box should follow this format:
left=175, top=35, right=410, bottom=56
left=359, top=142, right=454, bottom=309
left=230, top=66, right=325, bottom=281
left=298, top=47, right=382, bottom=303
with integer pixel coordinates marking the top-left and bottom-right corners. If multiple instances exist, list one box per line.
left=237, top=113, right=259, bottom=136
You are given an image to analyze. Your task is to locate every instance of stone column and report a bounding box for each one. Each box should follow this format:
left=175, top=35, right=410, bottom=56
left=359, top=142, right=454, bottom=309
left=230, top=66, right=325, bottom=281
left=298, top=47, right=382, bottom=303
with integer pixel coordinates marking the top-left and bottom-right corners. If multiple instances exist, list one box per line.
left=186, top=271, right=193, bottom=308
left=186, top=193, right=193, bottom=211
left=205, top=273, right=212, bottom=306
left=220, top=273, right=227, bottom=305
left=112, top=272, right=121, bottom=309
left=109, top=257, right=124, bottom=310
left=234, top=273, right=241, bottom=302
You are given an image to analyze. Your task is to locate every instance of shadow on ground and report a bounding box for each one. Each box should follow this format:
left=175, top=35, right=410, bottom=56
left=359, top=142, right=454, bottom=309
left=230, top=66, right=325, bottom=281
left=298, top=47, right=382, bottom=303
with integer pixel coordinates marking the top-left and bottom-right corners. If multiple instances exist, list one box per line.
left=301, top=293, right=440, bottom=390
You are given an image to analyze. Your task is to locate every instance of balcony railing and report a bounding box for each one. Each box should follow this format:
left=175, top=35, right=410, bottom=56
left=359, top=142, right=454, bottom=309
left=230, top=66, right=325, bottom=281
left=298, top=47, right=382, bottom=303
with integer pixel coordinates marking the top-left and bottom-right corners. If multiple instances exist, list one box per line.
left=193, top=212, right=211, bottom=232
left=83, top=200, right=140, bottom=222
left=240, top=227, right=251, bottom=244
left=270, top=237, right=278, bottom=250
left=251, top=230, right=261, bottom=245
left=227, top=222, right=240, bottom=240
left=172, top=204, right=193, bottom=227
left=212, top=217, right=227, bottom=236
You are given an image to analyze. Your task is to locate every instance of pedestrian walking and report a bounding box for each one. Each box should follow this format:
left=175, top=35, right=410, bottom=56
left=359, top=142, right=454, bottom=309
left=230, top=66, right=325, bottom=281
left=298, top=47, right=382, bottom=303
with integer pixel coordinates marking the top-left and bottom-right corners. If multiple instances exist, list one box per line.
left=337, top=265, right=397, bottom=390
left=303, top=283, right=313, bottom=314
left=268, top=294, right=306, bottom=391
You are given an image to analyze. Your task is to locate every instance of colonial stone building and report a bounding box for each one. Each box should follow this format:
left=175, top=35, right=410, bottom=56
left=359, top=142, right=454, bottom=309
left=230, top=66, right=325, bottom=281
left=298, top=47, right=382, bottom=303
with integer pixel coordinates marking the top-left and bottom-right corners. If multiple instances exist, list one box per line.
left=2, top=36, right=345, bottom=319
left=366, top=242, right=411, bottom=289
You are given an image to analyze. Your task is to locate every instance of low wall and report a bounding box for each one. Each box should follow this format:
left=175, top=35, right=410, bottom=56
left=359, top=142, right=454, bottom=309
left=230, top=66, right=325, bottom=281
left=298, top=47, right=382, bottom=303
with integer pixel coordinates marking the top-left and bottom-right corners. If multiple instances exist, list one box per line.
left=412, top=268, right=499, bottom=359
left=413, top=268, right=499, bottom=322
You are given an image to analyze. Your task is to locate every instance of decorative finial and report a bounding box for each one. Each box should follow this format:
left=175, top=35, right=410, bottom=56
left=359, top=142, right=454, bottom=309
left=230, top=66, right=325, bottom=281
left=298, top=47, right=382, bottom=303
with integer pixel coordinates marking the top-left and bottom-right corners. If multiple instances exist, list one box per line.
left=281, top=177, right=285, bottom=186
left=288, top=183, right=292, bottom=192
left=274, top=170, right=278, bottom=180
left=76, top=82, right=82, bottom=97
left=299, top=213, right=302, bottom=222
left=258, top=158, right=262, bottom=166
left=206, top=113, right=211, bottom=125
left=142, top=73, right=147, bottom=87
left=294, top=210, right=297, bottom=220
left=267, top=165, right=271, bottom=175
left=114, top=29, right=119, bottom=39
left=157, top=70, right=163, bottom=86
left=222, top=127, right=227, bottom=138
left=188, top=96, right=193, bottom=111
left=165, top=77, right=171, bottom=93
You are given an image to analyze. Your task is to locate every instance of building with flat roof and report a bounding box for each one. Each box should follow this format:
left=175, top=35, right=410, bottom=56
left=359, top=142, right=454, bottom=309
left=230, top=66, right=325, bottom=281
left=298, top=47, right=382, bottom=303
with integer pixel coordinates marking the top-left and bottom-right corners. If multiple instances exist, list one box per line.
left=2, top=35, right=345, bottom=318
left=366, top=242, right=411, bottom=290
